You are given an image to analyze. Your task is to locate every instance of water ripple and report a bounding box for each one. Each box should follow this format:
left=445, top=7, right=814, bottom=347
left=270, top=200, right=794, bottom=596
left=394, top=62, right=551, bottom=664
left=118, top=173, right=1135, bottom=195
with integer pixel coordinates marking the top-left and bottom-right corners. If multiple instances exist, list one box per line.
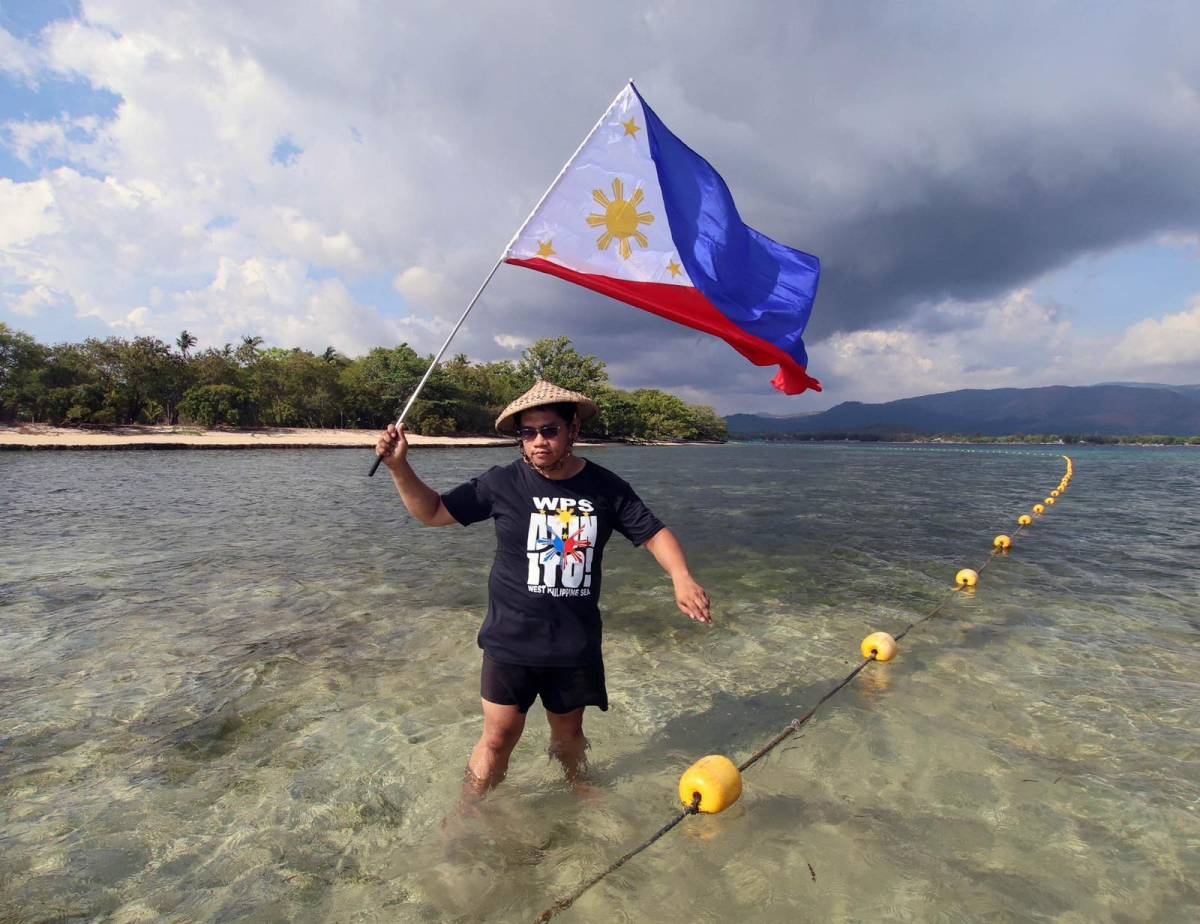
left=1, top=444, right=1197, bottom=922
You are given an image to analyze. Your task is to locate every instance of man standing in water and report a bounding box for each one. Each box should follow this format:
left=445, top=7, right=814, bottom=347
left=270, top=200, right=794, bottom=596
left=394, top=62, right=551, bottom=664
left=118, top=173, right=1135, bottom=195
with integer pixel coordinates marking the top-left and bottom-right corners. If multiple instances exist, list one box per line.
left=376, top=381, right=711, bottom=796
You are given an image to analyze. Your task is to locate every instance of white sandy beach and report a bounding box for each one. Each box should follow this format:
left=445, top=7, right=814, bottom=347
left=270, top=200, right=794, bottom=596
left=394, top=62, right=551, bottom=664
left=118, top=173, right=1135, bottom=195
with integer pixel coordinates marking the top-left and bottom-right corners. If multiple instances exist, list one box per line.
left=0, top=424, right=514, bottom=450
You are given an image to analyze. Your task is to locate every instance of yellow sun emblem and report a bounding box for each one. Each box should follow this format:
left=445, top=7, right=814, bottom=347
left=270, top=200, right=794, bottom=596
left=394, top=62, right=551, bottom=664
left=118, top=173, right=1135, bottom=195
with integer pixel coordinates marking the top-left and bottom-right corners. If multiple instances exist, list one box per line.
left=587, top=178, right=654, bottom=260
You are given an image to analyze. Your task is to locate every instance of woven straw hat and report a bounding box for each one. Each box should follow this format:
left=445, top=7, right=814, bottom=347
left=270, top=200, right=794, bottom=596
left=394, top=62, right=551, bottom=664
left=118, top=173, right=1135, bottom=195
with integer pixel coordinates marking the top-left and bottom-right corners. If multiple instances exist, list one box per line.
left=495, top=380, right=599, bottom=435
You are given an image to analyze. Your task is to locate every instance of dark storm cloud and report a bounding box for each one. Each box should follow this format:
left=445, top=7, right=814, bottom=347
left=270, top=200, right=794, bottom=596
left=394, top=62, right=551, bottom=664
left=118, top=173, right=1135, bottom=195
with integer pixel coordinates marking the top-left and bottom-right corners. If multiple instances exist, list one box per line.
left=135, top=2, right=1200, bottom=351
left=792, top=114, right=1200, bottom=338
left=384, top=0, right=1200, bottom=398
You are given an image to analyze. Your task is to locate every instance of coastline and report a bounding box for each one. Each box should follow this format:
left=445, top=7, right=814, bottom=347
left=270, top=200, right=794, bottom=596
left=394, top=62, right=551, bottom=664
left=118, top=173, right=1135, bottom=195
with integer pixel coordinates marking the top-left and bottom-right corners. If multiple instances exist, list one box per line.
left=0, top=424, right=513, bottom=451
left=0, top=424, right=716, bottom=451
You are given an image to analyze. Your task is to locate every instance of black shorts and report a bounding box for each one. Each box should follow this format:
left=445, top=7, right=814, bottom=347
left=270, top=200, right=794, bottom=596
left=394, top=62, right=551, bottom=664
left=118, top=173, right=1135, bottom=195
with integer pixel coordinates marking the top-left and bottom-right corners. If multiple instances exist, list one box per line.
left=481, top=653, right=609, bottom=715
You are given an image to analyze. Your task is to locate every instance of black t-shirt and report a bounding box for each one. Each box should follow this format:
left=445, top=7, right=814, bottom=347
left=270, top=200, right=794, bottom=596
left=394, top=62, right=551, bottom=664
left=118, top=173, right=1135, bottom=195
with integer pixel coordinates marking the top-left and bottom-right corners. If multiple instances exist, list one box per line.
left=440, top=458, right=664, bottom=667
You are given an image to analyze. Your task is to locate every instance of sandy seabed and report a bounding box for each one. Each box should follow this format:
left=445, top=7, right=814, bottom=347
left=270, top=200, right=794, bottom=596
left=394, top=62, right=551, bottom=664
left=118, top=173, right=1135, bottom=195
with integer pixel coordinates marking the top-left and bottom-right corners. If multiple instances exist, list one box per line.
left=0, top=423, right=514, bottom=450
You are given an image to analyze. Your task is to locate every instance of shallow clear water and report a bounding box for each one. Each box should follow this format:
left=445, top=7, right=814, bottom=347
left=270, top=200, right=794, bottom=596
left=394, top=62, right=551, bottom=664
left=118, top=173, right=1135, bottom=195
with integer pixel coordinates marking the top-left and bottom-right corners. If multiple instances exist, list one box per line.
left=1, top=443, right=1198, bottom=923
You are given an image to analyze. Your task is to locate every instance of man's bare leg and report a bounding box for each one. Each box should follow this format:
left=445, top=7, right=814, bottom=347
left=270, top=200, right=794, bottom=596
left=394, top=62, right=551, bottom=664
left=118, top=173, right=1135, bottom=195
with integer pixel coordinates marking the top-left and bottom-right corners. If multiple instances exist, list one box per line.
left=546, top=707, right=589, bottom=784
left=463, top=699, right=526, bottom=799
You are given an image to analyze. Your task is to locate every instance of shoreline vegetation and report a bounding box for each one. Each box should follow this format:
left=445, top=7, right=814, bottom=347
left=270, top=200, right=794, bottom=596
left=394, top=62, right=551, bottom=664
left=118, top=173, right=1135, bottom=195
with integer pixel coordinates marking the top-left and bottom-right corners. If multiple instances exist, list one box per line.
left=0, top=326, right=727, bottom=443
left=7, top=324, right=1194, bottom=450
left=0, top=423, right=720, bottom=451
left=0, top=423, right=504, bottom=450
left=3, top=423, right=1193, bottom=451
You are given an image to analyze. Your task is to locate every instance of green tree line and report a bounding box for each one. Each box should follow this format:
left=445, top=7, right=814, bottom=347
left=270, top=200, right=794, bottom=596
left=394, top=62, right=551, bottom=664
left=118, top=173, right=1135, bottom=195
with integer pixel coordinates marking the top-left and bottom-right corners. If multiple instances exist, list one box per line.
left=0, top=325, right=727, bottom=441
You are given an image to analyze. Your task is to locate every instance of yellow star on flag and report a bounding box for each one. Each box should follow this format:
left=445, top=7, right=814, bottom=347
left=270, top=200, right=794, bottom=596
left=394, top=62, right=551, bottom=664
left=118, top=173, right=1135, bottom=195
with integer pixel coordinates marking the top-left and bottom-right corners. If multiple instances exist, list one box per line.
left=622, top=118, right=641, bottom=137
left=667, top=259, right=682, bottom=277
left=536, top=239, right=556, bottom=258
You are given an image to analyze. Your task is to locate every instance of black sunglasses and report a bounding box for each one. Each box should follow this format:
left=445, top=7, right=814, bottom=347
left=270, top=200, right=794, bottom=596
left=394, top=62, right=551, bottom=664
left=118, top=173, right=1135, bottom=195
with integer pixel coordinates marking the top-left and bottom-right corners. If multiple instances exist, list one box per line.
left=516, top=424, right=562, bottom=441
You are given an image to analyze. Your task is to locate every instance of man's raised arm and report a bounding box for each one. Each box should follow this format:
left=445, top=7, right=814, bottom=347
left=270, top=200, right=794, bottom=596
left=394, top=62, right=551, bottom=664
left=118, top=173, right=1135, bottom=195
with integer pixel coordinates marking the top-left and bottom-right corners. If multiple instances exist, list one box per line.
left=377, top=424, right=459, bottom=527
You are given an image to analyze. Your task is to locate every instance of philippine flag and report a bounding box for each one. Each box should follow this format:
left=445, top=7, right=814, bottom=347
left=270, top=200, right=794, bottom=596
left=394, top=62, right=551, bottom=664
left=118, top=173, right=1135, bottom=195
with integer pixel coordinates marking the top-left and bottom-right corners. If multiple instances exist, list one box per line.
left=506, top=83, right=821, bottom=395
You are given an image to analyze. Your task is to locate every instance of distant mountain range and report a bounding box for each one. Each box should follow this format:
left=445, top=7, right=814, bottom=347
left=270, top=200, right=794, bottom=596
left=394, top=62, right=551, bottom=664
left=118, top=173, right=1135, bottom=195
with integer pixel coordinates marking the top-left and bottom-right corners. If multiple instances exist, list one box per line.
left=725, top=383, right=1200, bottom=437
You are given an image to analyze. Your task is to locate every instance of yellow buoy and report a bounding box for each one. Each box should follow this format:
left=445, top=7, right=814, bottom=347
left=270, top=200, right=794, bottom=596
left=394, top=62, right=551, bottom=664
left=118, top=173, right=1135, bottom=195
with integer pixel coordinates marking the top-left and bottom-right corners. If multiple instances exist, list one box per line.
left=1050, top=489, right=1060, bottom=498
left=993, top=534, right=1012, bottom=550
left=860, top=631, right=898, bottom=661
left=1018, top=514, right=1033, bottom=526
left=1033, top=504, right=1045, bottom=515
left=1045, top=497, right=1056, bottom=505
left=679, top=755, right=742, bottom=813
left=955, top=568, right=979, bottom=587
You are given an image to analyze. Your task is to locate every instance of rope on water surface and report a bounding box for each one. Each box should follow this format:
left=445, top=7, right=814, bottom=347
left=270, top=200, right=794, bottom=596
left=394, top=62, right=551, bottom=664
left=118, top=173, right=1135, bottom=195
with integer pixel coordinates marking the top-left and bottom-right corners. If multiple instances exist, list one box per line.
left=532, top=457, right=1074, bottom=923
left=738, top=520, right=1039, bottom=775
left=533, top=793, right=700, bottom=924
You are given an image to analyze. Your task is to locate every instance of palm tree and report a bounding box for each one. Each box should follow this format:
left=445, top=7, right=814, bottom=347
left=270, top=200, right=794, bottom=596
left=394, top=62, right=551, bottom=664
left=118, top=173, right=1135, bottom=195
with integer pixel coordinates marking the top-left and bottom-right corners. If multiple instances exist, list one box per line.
left=176, top=330, right=197, bottom=357
left=322, top=346, right=342, bottom=363
left=236, top=335, right=264, bottom=365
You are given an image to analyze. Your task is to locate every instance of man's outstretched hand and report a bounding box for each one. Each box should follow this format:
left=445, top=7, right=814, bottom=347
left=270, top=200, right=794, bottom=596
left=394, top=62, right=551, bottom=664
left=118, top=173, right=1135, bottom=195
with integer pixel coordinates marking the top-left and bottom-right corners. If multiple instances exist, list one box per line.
left=673, top=575, right=712, bottom=624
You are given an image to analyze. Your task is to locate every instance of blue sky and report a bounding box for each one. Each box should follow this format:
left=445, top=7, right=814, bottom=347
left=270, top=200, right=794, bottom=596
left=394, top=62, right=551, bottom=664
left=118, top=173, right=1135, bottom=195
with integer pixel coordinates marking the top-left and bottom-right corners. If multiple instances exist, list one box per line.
left=3, top=1, right=1199, bottom=413
left=0, top=0, right=77, bottom=39
left=1033, top=242, right=1199, bottom=338
left=0, top=2, right=114, bottom=182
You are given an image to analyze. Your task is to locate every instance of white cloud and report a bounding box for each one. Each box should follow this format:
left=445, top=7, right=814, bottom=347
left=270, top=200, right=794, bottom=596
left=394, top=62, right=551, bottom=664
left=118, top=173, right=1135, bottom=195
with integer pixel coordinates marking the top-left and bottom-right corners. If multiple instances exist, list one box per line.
left=165, top=256, right=423, bottom=356
left=0, top=167, right=214, bottom=326
left=804, top=288, right=1200, bottom=408
left=245, top=207, right=366, bottom=272
left=815, top=289, right=1074, bottom=403
left=1159, top=232, right=1200, bottom=256
left=0, top=26, right=40, bottom=79
left=111, top=304, right=150, bottom=329
left=493, top=334, right=529, bottom=351
left=3, top=114, right=110, bottom=168
left=1107, top=299, right=1200, bottom=372
left=392, top=266, right=447, bottom=308
left=9, top=284, right=66, bottom=317
left=0, top=178, right=60, bottom=247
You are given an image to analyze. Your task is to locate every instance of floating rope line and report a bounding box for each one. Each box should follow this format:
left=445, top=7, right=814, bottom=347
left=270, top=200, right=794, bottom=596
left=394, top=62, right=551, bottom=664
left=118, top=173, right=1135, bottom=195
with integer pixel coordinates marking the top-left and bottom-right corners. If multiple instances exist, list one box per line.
left=533, top=456, right=1074, bottom=923
left=534, top=794, right=701, bottom=924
